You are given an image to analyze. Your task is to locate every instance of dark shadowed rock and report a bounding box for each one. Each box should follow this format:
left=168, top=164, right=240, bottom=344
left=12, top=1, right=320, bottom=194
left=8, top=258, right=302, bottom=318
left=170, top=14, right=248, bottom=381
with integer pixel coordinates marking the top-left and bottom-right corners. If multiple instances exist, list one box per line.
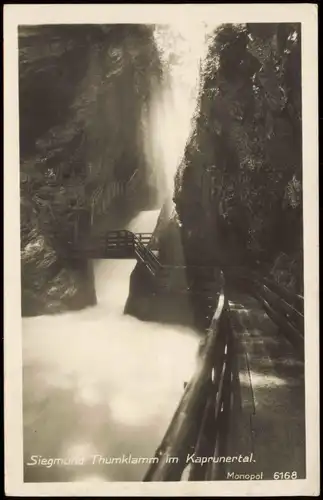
left=20, top=24, right=163, bottom=316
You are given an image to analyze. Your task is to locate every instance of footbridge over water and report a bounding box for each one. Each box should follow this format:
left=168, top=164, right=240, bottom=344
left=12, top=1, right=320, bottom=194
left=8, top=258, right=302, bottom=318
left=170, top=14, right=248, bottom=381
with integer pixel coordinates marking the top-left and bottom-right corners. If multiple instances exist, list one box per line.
left=73, top=230, right=158, bottom=266
left=71, top=228, right=305, bottom=481
left=72, top=230, right=221, bottom=295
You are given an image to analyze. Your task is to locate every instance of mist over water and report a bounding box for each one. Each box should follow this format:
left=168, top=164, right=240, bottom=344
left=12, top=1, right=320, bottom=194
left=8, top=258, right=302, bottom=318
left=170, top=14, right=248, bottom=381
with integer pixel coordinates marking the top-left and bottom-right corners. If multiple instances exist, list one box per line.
left=142, top=23, right=212, bottom=201
left=22, top=23, right=213, bottom=482
left=23, top=211, right=201, bottom=482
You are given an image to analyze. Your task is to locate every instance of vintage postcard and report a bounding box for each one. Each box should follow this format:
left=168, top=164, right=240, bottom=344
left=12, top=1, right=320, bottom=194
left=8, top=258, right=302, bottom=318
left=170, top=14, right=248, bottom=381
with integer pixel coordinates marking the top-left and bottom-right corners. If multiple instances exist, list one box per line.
left=4, top=3, right=319, bottom=497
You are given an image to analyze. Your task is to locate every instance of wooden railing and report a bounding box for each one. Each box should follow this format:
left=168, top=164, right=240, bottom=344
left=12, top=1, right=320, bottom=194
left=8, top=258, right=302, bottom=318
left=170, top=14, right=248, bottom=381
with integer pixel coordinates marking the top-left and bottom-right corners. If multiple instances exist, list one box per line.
left=142, top=265, right=304, bottom=481
left=253, top=280, right=304, bottom=333
left=73, top=232, right=304, bottom=358
left=134, top=233, right=153, bottom=246
left=262, top=275, right=304, bottom=314
left=144, top=277, right=233, bottom=481
left=69, top=233, right=305, bottom=481
left=105, top=230, right=134, bottom=252
left=73, top=230, right=154, bottom=260
left=90, top=230, right=161, bottom=276
left=251, top=281, right=304, bottom=359
left=133, top=233, right=161, bottom=277
left=225, top=266, right=304, bottom=358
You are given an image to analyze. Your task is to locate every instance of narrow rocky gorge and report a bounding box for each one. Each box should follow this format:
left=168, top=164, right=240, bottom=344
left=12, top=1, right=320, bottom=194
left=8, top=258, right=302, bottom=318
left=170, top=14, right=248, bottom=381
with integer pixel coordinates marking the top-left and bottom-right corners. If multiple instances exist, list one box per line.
left=19, top=22, right=305, bottom=484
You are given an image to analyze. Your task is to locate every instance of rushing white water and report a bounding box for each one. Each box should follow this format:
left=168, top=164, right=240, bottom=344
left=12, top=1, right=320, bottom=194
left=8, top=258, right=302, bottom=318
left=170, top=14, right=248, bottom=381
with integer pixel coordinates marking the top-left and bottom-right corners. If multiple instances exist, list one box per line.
left=22, top=23, right=214, bottom=482
left=142, top=23, right=213, bottom=200
left=23, top=211, right=201, bottom=482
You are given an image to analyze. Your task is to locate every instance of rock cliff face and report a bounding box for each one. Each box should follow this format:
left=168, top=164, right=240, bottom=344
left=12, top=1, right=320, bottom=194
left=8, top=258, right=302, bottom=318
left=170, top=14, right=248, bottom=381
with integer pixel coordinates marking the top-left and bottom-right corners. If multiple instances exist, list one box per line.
left=20, top=24, right=163, bottom=316
left=164, top=23, right=303, bottom=292
left=21, top=23, right=303, bottom=318
left=126, top=22, right=303, bottom=325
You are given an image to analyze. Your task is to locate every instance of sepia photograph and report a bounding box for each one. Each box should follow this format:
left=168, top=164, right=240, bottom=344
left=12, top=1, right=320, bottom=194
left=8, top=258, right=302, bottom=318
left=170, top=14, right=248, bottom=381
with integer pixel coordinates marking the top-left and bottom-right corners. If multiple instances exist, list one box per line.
left=4, top=4, right=319, bottom=497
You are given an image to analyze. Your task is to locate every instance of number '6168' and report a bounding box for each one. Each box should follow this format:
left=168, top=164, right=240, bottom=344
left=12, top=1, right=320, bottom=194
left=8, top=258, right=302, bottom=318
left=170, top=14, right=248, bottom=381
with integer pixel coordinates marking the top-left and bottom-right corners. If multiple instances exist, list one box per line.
left=273, top=472, right=298, bottom=480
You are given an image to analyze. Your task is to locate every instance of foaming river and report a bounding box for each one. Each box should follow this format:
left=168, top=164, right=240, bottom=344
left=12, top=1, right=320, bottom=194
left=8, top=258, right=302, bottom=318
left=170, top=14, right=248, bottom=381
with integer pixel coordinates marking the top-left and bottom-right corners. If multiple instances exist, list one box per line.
left=22, top=210, right=201, bottom=482
left=22, top=22, right=217, bottom=483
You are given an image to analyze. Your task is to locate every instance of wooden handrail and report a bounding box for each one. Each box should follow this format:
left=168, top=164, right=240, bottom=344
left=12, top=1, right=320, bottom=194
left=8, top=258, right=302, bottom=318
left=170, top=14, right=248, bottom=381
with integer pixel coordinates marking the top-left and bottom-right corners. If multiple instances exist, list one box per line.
left=144, top=285, right=228, bottom=481
left=133, top=234, right=161, bottom=274
left=225, top=266, right=303, bottom=314
left=257, top=282, right=304, bottom=332
left=252, top=286, right=304, bottom=359
left=262, top=276, right=304, bottom=313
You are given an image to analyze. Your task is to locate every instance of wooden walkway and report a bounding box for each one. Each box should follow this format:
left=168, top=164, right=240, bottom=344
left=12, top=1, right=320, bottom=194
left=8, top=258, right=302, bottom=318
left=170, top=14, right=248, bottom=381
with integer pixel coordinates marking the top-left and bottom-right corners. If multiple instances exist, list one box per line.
left=69, top=226, right=305, bottom=482
left=225, top=294, right=305, bottom=480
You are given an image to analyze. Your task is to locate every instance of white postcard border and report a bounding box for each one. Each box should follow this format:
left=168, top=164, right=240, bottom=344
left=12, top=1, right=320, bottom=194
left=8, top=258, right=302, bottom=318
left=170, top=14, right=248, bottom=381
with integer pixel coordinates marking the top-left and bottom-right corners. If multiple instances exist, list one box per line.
left=4, top=4, right=319, bottom=496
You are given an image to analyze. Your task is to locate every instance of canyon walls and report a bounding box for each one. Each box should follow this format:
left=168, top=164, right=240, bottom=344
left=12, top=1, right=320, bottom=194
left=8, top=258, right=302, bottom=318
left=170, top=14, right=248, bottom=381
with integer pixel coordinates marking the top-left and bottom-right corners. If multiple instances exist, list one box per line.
left=20, top=24, right=163, bottom=316
left=166, top=23, right=303, bottom=293
left=20, top=22, right=303, bottom=320
left=126, top=22, right=303, bottom=325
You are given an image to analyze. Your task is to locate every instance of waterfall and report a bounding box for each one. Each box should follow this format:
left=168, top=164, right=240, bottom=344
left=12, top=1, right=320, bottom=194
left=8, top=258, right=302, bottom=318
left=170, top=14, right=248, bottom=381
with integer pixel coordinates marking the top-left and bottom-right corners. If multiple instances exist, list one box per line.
left=142, top=22, right=212, bottom=204
left=22, top=23, right=216, bottom=483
